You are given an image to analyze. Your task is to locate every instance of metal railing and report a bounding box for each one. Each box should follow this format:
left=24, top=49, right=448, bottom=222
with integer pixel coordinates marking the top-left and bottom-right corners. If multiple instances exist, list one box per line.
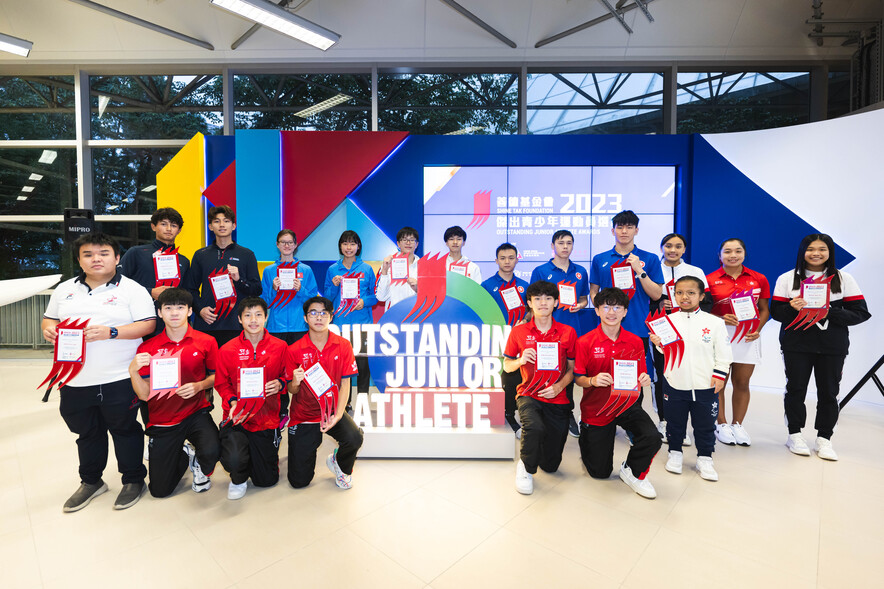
left=0, top=292, right=53, bottom=348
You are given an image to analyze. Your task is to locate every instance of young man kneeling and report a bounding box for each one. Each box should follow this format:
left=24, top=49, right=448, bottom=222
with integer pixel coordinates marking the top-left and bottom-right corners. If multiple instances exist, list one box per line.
left=574, top=288, right=661, bottom=499
left=215, top=297, right=289, bottom=500
left=504, top=281, right=576, bottom=495
left=286, top=296, right=363, bottom=489
left=129, top=288, right=220, bottom=498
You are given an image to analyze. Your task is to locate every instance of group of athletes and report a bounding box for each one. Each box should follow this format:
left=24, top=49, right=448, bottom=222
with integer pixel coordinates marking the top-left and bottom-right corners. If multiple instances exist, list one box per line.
left=40, top=204, right=870, bottom=511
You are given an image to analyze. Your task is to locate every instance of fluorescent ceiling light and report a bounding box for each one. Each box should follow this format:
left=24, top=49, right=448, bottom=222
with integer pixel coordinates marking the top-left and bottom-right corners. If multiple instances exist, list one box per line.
left=21, top=186, right=35, bottom=192
left=141, top=184, right=157, bottom=192
left=17, top=196, right=28, bottom=201
left=38, top=150, right=58, bottom=164
left=29, top=173, right=43, bottom=181
left=294, top=94, right=351, bottom=118
left=0, top=32, right=33, bottom=57
left=446, top=126, right=486, bottom=135
left=210, top=0, right=341, bottom=51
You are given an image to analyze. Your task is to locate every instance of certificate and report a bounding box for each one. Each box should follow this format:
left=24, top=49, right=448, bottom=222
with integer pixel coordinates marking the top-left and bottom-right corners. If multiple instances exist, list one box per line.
left=730, top=295, right=758, bottom=321
left=558, top=283, right=577, bottom=306
left=341, top=277, right=359, bottom=300
left=647, top=315, right=681, bottom=346
left=304, top=363, right=333, bottom=398
left=802, top=282, right=829, bottom=309
left=56, top=327, right=85, bottom=362
left=210, top=274, right=234, bottom=300
left=612, top=359, right=639, bottom=391
left=278, top=267, right=298, bottom=291
left=449, top=264, right=467, bottom=277
left=150, top=356, right=180, bottom=391
left=536, top=342, right=559, bottom=371
left=612, top=265, right=635, bottom=290
left=666, top=280, right=677, bottom=306
left=239, top=367, right=265, bottom=399
left=153, top=254, right=179, bottom=281
left=391, top=256, right=409, bottom=280
left=500, top=286, right=523, bottom=311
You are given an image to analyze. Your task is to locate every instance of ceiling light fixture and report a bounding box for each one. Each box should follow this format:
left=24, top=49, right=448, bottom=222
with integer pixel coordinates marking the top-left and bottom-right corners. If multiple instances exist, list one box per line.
left=21, top=186, right=35, bottom=192
left=210, top=0, right=341, bottom=50
left=294, top=93, right=351, bottom=118
left=38, top=150, right=58, bottom=164
left=17, top=196, right=28, bottom=201
left=0, top=32, right=33, bottom=57
left=29, top=173, right=44, bottom=181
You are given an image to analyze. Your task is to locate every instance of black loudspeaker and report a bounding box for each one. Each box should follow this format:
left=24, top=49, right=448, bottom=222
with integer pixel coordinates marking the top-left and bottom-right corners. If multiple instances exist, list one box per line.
left=63, top=208, right=94, bottom=243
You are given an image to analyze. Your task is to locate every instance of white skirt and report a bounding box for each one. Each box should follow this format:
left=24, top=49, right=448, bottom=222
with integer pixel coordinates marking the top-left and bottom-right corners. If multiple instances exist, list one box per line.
left=725, top=325, right=762, bottom=365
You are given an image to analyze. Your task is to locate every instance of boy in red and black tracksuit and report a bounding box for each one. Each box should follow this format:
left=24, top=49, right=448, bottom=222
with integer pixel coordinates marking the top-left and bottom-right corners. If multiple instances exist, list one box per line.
left=128, top=288, right=220, bottom=498
left=215, top=297, right=289, bottom=500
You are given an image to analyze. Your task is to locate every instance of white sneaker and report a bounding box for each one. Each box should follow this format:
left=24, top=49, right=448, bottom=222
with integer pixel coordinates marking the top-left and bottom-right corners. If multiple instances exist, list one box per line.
left=696, top=456, right=719, bottom=481
left=815, top=437, right=839, bottom=461
left=715, top=423, right=736, bottom=446
left=683, top=433, right=693, bottom=447
left=786, top=433, right=811, bottom=456
left=619, top=462, right=657, bottom=499
left=184, top=442, right=211, bottom=493
left=326, top=449, right=353, bottom=489
left=515, top=459, right=534, bottom=495
left=665, top=450, right=683, bottom=474
left=731, top=422, right=752, bottom=446
left=657, top=420, right=667, bottom=443
left=227, top=481, right=247, bottom=500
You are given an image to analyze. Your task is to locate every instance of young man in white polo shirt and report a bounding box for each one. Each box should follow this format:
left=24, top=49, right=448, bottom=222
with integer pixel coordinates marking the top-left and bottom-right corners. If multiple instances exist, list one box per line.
left=443, top=225, right=482, bottom=283
left=42, top=233, right=157, bottom=512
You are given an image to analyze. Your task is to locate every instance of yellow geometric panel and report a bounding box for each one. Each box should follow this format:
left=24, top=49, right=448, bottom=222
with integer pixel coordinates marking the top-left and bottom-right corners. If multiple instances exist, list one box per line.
left=157, top=133, right=206, bottom=261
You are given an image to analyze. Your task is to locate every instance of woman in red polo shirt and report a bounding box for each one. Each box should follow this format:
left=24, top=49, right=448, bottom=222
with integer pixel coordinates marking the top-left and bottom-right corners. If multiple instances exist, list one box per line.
left=705, top=238, right=770, bottom=447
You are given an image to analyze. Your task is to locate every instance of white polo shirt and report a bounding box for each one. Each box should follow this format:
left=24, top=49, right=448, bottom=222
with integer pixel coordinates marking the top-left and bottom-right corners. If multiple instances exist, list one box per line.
left=44, top=272, right=156, bottom=387
left=446, top=254, right=482, bottom=284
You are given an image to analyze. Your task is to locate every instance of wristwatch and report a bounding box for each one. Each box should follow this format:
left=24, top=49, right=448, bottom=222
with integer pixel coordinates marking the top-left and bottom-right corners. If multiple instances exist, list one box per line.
left=109, top=327, right=118, bottom=339
left=638, top=271, right=648, bottom=279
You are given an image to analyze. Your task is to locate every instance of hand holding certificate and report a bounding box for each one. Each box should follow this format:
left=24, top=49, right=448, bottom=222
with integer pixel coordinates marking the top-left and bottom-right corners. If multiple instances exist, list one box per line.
left=536, top=342, right=560, bottom=371
left=269, top=262, right=300, bottom=309
left=646, top=309, right=684, bottom=371
left=610, top=259, right=636, bottom=298
left=499, top=281, right=526, bottom=325
left=390, top=254, right=410, bottom=284
left=231, top=367, right=266, bottom=424
left=39, top=318, right=90, bottom=392
left=597, top=354, right=642, bottom=417
left=302, top=362, right=338, bottom=429
left=557, top=282, right=577, bottom=309
left=208, top=268, right=237, bottom=318
left=153, top=247, right=181, bottom=287
left=728, top=290, right=760, bottom=343
left=787, top=274, right=834, bottom=330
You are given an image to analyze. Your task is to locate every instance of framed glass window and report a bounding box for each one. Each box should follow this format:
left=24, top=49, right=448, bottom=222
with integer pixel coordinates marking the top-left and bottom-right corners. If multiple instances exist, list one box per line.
left=0, top=148, right=77, bottom=215
left=377, top=72, right=518, bottom=134
left=92, top=147, right=178, bottom=215
left=526, top=72, right=664, bottom=135
left=90, top=75, right=222, bottom=140
left=0, top=76, right=76, bottom=140
left=234, top=73, right=371, bottom=131
left=676, top=71, right=810, bottom=133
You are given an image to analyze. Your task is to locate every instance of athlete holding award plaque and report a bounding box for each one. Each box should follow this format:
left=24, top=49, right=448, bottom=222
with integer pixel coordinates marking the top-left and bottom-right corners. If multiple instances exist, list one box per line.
left=770, top=234, right=871, bottom=461
left=262, top=229, right=319, bottom=345
left=377, top=226, right=420, bottom=310
left=705, top=238, right=770, bottom=447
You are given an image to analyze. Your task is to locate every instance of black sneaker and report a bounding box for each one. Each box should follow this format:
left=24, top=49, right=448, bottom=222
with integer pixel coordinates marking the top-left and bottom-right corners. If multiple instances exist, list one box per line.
left=63, top=480, right=108, bottom=513
left=568, top=415, right=580, bottom=438
left=113, top=482, right=145, bottom=510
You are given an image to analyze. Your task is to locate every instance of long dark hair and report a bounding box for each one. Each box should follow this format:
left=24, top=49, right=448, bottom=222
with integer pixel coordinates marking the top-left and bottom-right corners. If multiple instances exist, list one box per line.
left=792, top=233, right=841, bottom=293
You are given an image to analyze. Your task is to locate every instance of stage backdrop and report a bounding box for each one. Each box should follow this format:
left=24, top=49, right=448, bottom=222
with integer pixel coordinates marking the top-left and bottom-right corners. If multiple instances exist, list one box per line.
left=156, top=118, right=880, bottom=407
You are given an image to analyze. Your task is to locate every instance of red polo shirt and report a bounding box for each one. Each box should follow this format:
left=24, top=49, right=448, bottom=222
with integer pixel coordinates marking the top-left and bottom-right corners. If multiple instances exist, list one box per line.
left=574, top=326, right=648, bottom=426
left=216, top=331, right=290, bottom=432
left=285, top=331, right=358, bottom=424
left=137, top=326, right=218, bottom=428
left=705, top=266, right=770, bottom=317
left=503, top=317, right=577, bottom=404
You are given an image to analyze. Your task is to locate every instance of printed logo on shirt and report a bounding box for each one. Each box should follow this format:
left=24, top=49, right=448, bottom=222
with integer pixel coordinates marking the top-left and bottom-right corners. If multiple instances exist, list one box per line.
left=700, top=327, right=712, bottom=344
left=517, top=286, right=524, bottom=293
left=575, top=272, right=582, bottom=280
left=64, top=293, right=75, bottom=300
left=238, top=348, right=250, bottom=360
left=602, top=262, right=609, bottom=268
left=230, top=258, right=240, bottom=262
left=103, top=295, right=118, bottom=306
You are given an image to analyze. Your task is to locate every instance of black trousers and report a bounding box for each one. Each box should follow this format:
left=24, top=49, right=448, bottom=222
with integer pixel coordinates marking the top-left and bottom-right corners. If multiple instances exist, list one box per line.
left=517, top=396, right=570, bottom=474
left=652, top=345, right=667, bottom=420
left=59, top=378, right=146, bottom=486
left=145, top=410, right=220, bottom=498
left=287, top=413, right=364, bottom=488
left=353, top=330, right=371, bottom=395
left=578, top=403, right=661, bottom=479
left=783, top=351, right=845, bottom=439
left=220, top=424, right=281, bottom=487
left=501, top=369, right=522, bottom=424
left=665, top=387, right=718, bottom=456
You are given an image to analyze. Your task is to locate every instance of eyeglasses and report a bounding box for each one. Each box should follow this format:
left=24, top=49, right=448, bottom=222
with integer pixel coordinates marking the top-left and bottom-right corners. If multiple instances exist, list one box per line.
left=601, top=305, right=625, bottom=313
left=307, top=310, right=330, bottom=318
left=399, top=238, right=417, bottom=244
left=277, top=240, right=296, bottom=246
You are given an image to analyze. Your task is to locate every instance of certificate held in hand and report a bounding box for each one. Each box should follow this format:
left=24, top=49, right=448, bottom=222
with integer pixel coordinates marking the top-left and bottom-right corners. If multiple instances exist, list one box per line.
left=646, top=309, right=684, bottom=371
left=390, top=254, right=410, bottom=285
left=208, top=268, right=237, bottom=318
left=39, top=318, right=90, bottom=393
left=610, top=259, right=636, bottom=298
left=787, top=274, right=834, bottom=331
left=303, top=362, right=337, bottom=427
left=153, top=247, right=181, bottom=287
left=557, top=281, right=577, bottom=309
left=269, top=262, right=300, bottom=308
left=232, top=367, right=266, bottom=424
left=150, top=352, right=181, bottom=400
left=728, top=290, right=759, bottom=343
left=597, top=357, right=641, bottom=417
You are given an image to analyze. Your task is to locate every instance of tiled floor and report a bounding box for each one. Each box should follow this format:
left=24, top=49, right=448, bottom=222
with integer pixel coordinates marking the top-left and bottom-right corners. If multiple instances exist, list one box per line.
left=3, top=357, right=883, bottom=588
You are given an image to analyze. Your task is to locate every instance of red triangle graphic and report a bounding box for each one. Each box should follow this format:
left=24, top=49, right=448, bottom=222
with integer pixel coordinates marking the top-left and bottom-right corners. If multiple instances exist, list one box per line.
left=202, top=161, right=236, bottom=214
left=281, top=131, right=408, bottom=242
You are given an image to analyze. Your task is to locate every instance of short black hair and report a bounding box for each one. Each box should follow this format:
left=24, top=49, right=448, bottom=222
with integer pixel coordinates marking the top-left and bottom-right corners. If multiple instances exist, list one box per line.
left=594, top=287, right=630, bottom=309
left=396, top=226, right=419, bottom=242
left=612, top=210, right=640, bottom=227
left=208, top=205, right=235, bottom=224
left=277, top=229, right=296, bottom=243
left=444, top=226, right=467, bottom=242
left=157, top=287, right=192, bottom=308
left=151, top=207, right=184, bottom=228
left=237, top=296, right=267, bottom=317
left=338, top=230, right=362, bottom=257
left=303, top=295, right=334, bottom=316
left=674, top=275, right=705, bottom=292
left=74, top=232, right=120, bottom=259
left=496, top=242, right=518, bottom=257
left=551, top=229, right=574, bottom=244
left=526, top=280, right=559, bottom=300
